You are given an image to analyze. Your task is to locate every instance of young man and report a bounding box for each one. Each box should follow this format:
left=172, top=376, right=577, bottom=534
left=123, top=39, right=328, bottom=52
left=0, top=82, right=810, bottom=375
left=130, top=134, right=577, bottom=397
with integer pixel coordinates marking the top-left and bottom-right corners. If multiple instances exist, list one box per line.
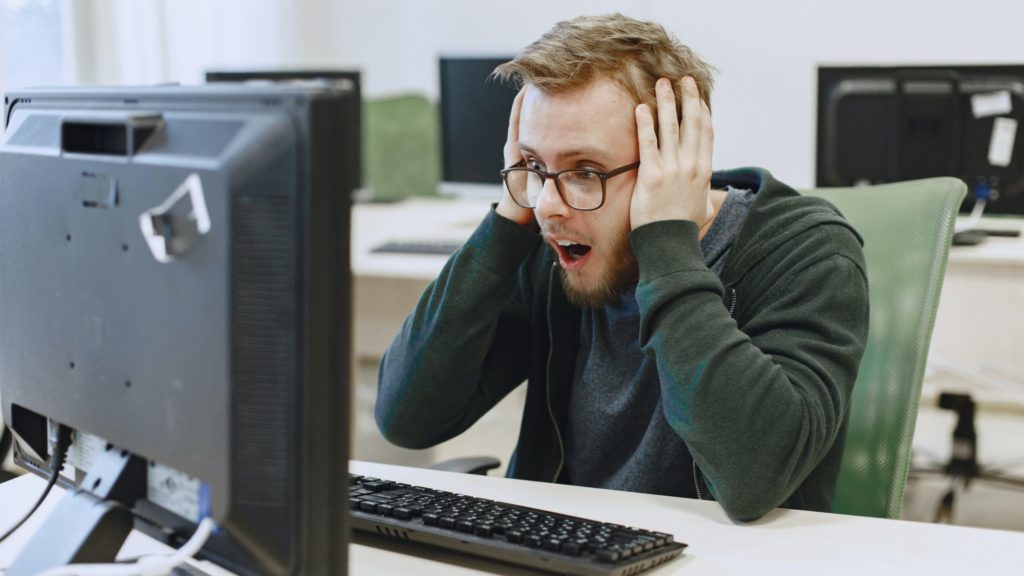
left=376, top=14, right=869, bottom=521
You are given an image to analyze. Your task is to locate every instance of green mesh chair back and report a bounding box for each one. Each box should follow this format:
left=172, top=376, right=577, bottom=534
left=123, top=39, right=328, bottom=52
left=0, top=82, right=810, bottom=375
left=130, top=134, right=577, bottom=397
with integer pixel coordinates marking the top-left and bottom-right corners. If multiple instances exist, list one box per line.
left=364, top=94, right=441, bottom=201
left=805, top=177, right=966, bottom=518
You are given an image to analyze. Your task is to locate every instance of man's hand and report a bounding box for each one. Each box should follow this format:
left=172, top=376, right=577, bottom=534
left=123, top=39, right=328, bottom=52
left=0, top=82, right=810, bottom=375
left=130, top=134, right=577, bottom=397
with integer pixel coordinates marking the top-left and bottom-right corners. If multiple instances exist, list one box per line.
left=495, top=87, right=536, bottom=227
left=631, top=77, right=714, bottom=230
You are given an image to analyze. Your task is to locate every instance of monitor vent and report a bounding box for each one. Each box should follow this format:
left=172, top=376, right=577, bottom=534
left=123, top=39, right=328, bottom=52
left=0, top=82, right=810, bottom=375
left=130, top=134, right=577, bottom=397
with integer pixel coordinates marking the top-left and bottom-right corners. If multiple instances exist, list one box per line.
left=231, top=195, right=294, bottom=506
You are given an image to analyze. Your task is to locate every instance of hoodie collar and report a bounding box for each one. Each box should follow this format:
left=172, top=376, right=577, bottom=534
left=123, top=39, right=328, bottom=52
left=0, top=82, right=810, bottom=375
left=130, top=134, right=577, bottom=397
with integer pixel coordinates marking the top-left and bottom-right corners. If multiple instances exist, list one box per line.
left=712, top=167, right=865, bottom=288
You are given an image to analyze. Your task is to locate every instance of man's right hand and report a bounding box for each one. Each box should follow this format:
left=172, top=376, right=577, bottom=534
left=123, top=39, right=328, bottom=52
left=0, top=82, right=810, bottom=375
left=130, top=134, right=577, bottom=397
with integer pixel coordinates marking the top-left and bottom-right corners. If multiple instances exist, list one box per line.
left=495, top=87, right=536, bottom=227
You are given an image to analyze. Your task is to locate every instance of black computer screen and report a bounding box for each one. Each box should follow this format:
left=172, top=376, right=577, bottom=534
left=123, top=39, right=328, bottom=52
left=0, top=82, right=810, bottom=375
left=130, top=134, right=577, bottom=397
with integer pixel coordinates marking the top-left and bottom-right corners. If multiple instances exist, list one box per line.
left=0, top=84, right=355, bottom=575
left=439, top=57, right=518, bottom=187
left=817, top=65, right=1024, bottom=214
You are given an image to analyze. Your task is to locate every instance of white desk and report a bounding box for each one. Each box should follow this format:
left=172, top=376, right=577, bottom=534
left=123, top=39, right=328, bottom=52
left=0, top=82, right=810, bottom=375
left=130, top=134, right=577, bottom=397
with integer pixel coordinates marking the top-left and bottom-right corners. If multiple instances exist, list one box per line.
left=352, top=197, right=492, bottom=359
left=352, top=200, right=1024, bottom=408
left=925, top=218, right=1024, bottom=409
left=2, top=461, right=1022, bottom=575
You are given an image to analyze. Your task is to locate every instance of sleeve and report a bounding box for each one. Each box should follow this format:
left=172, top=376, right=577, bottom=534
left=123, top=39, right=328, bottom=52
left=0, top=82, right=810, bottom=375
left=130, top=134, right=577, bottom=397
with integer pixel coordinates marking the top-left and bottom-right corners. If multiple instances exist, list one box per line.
left=631, top=219, right=869, bottom=521
left=375, top=208, right=543, bottom=449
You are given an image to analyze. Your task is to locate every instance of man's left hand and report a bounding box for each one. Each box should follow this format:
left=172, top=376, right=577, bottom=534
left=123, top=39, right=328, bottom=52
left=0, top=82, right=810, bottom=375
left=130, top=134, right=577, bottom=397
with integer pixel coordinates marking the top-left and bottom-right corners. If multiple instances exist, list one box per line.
left=631, top=76, right=714, bottom=230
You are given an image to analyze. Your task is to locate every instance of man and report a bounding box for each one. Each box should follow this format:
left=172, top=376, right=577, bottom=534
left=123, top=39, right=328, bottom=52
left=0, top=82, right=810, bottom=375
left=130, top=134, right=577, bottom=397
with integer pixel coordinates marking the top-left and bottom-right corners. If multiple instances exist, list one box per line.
left=376, top=14, right=868, bottom=521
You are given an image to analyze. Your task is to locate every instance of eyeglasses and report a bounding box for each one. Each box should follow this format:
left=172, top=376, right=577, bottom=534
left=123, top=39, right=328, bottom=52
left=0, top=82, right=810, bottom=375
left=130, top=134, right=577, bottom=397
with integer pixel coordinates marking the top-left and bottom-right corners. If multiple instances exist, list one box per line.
left=499, top=160, right=641, bottom=211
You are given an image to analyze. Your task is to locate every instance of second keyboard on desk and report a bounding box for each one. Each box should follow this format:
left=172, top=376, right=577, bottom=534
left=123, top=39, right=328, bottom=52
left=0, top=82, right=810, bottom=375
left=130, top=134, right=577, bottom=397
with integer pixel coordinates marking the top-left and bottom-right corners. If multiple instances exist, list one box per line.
left=350, top=474, right=687, bottom=576
left=371, top=239, right=463, bottom=256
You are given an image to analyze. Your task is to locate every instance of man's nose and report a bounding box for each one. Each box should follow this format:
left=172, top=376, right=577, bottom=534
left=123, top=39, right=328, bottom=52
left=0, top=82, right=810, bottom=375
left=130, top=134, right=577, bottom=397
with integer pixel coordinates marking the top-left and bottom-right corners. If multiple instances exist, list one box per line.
left=534, top=176, right=569, bottom=220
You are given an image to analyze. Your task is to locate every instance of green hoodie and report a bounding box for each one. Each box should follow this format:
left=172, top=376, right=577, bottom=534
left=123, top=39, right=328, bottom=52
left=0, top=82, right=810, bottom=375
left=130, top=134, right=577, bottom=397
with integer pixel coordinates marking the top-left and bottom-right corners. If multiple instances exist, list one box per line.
left=377, top=167, right=869, bottom=521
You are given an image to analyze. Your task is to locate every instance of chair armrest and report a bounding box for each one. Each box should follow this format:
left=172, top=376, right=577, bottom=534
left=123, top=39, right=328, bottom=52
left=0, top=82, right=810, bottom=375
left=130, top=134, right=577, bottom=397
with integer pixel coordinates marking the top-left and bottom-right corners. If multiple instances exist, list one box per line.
left=430, top=456, right=501, bottom=475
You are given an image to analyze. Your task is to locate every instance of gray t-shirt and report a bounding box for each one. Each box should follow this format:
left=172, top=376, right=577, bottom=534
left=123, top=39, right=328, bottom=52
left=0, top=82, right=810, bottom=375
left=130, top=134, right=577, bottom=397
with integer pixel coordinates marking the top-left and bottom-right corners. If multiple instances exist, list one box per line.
left=563, top=187, right=755, bottom=497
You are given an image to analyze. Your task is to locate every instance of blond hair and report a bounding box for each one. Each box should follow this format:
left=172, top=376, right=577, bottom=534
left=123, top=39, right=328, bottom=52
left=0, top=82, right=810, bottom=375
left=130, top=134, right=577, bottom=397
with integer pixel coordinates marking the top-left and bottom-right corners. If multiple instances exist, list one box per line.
left=493, top=13, right=716, bottom=125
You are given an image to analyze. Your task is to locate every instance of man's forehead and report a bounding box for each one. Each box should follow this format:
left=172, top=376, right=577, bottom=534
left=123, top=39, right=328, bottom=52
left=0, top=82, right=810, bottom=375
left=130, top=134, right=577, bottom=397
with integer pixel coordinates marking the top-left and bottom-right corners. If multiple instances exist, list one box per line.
left=518, top=81, right=637, bottom=163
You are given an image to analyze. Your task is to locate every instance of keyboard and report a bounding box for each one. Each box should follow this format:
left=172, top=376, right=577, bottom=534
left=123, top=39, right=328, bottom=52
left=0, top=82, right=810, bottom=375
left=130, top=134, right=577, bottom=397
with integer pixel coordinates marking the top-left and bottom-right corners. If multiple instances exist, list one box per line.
left=371, top=240, right=462, bottom=255
left=349, top=474, right=687, bottom=576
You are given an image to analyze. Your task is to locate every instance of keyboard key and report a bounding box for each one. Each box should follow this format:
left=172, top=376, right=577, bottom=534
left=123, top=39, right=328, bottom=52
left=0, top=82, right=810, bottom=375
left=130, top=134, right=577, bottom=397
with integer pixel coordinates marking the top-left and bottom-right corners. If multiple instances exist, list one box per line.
left=596, top=548, right=620, bottom=563
left=561, top=540, right=585, bottom=556
left=362, top=481, right=393, bottom=492
left=543, top=538, right=562, bottom=551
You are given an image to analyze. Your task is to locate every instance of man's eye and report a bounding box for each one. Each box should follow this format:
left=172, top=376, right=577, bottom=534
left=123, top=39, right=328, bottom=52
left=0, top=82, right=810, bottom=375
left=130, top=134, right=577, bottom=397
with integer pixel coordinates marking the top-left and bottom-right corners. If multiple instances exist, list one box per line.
left=526, top=158, right=544, bottom=171
left=574, top=170, right=600, bottom=180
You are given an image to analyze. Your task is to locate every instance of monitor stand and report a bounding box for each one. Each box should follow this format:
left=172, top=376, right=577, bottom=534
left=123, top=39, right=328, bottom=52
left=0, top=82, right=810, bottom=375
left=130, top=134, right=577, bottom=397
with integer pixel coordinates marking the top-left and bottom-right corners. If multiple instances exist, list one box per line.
left=1, top=427, right=14, bottom=483
left=6, top=446, right=146, bottom=576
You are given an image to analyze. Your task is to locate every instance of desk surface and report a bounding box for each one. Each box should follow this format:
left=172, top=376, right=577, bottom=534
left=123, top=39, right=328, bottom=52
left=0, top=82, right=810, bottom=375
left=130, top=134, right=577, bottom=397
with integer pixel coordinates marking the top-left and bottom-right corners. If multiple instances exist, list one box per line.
left=353, top=197, right=493, bottom=281
left=2, top=460, right=1022, bottom=575
left=949, top=219, right=1024, bottom=266
left=352, top=198, right=1024, bottom=406
left=352, top=198, right=1024, bottom=277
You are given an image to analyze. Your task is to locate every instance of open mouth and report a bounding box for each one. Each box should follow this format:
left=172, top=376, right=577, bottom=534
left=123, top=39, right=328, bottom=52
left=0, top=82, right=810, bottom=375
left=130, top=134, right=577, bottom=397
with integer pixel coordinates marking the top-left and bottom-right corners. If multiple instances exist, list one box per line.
left=557, top=240, right=592, bottom=259
left=554, top=239, right=592, bottom=270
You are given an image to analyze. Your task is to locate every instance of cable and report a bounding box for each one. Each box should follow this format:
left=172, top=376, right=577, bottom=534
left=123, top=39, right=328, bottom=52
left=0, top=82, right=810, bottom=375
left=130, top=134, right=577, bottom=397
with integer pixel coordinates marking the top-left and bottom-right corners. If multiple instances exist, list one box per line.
left=0, top=423, right=216, bottom=576
left=0, top=424, right=73, bottom=545
left=32, top=517, right=217, bottom=576
left=954, top=186, right=988, bottom=233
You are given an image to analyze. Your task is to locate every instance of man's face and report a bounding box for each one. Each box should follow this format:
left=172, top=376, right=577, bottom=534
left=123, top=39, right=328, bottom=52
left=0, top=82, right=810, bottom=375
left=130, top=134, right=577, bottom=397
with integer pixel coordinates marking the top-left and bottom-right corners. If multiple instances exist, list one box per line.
left=518, top=79, right=640, bottom=308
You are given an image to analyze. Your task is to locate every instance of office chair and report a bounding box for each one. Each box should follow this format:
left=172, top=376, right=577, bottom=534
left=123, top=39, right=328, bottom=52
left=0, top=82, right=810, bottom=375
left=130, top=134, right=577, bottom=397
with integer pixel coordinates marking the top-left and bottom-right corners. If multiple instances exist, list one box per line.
left=363, top=93, right=441, bottom=201
left=432, top=177, right=966, bottom=519
left=805, top=177, right=965, bottom=519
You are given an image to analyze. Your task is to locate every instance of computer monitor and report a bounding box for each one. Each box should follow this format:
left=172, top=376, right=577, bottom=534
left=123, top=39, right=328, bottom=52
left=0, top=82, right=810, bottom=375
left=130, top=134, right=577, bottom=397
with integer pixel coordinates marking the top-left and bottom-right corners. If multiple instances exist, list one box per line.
left=0, top=84, right=356, bottom=575
left=438, top=56, right=518, bottom=198
left=206, top=69, right=363, bottom=199
left=816, top=65, right=1024, bottom=214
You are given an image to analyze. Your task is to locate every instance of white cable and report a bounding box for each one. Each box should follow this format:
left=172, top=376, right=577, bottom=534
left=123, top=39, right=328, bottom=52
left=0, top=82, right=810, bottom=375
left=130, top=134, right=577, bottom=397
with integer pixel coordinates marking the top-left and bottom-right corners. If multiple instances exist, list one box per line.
left=954, top=196, right=986, bottom=233
left=33, top=517, right=217, bottom=576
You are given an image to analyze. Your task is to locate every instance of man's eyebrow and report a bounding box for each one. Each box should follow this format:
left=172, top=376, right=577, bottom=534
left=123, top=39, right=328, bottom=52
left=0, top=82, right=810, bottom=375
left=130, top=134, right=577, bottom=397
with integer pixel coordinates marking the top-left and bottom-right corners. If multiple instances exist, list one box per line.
left=518, top=143, right=614, bottom=163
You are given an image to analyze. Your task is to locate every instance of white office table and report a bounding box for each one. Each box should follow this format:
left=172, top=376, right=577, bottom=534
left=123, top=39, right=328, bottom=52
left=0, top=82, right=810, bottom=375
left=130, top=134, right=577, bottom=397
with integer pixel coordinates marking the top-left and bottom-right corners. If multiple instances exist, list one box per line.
left=351, top=199, right=1024, bottom=406
left=925, top=219, right=1024, bottom=409
left=352, top=197, right=492, bottom=359
left=2, top=460, right=1022, bottom=575
left=350, top=199, right=1024, bottom=523
left=352, top=199, right=1024, bottom=407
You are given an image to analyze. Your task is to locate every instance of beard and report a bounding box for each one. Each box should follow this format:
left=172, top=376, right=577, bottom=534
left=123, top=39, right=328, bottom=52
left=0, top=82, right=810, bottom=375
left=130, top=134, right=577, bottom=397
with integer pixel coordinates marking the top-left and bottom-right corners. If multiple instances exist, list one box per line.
left=559, top=223, right=639, bottom=309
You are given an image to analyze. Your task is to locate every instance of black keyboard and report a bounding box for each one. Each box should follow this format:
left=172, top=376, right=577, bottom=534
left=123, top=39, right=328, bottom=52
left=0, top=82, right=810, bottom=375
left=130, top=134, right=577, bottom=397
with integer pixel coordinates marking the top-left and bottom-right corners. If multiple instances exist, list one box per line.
left=371, top=240, right=462, bottom=255
left=349, top=474, right=687, bottom=576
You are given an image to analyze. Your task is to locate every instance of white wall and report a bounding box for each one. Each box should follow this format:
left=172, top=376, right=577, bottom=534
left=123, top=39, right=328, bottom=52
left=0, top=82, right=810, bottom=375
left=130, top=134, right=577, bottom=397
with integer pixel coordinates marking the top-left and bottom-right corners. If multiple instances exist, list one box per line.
left=326, top=0, right=1024, bottom=186
left=650, top=0, right=1024, bottom=185
left=0, top=0, right=65, bottom=100
left=63, top=0, right=297, bottom=85
left=3, top=0, right=1024, bottom=186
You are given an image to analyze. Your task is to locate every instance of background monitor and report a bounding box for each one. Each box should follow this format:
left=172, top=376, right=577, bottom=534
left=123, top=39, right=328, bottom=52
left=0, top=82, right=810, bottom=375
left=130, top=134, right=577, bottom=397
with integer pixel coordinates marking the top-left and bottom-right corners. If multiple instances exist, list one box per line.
left=816, top=65, right=1024, bottom=214
left=206, top=69, right=363, bottom=199
left=438, top=56, right=517, bottom=198
left=0, top=84, right=356, bottom=575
